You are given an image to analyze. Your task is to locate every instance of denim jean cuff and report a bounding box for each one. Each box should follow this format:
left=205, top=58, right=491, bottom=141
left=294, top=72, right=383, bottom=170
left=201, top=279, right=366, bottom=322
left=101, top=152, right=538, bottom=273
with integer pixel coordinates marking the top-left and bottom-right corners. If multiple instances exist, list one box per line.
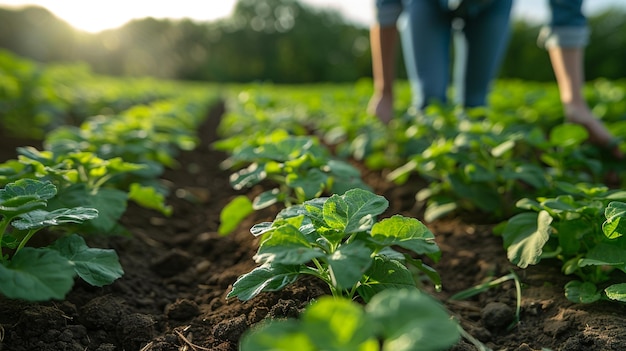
left=537, top=26, right=590, bottom=49
left=376, top=3, right=403, bottom=26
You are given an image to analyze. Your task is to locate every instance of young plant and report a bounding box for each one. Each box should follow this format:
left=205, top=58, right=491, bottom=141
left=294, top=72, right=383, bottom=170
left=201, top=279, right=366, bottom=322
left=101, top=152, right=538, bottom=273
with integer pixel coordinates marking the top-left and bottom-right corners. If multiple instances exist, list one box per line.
left=227, top=188, right=441, bottom=302
left=0, top=178, right=123, bottom=301
left=216, top=130, right=370, bottom=235
left=240, top=289, right=460, bottom=351
left=500, top=182, right=626, bottom=303
left=0, top=145, right=170, bottom=234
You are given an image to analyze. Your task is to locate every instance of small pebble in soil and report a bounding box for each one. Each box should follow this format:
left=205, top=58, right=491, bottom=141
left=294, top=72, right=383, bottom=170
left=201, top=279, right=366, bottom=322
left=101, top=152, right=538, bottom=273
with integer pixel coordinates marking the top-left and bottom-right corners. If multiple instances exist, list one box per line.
left=481, top=301, right=514, bottom=331
left=195, top=259, right=212, bottom=273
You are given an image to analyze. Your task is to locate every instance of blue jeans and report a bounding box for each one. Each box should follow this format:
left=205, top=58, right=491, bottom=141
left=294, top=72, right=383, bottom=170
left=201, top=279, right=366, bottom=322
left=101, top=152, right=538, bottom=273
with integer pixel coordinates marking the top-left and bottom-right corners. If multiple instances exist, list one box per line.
left=377, top=0, right=513, bottom=108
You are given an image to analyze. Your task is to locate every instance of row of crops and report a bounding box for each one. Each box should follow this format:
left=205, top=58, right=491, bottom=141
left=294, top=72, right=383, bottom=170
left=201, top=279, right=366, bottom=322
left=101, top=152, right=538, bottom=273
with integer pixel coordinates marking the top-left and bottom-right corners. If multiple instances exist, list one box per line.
left=2, top=47, right=626, bottom=349
left=214, top=80, right=626, bottom=348
left=0, top=49, right=219, bottom=302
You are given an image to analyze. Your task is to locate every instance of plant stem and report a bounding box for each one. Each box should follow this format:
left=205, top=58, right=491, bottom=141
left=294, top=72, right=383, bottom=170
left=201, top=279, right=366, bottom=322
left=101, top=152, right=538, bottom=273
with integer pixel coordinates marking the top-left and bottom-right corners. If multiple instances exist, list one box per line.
left=508, top=270, right=522, bottom=331
left=0, top=219, right=11, bottom=262
left=457, top=323, right=492, bottom=351
left=16, top=229, right=38, bottom=253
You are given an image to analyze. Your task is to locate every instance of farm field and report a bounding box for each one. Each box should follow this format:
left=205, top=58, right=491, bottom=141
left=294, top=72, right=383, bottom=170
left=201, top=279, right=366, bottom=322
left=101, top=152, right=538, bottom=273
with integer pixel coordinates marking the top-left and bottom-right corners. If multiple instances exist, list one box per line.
left=2, top=51, right=626, bottom=351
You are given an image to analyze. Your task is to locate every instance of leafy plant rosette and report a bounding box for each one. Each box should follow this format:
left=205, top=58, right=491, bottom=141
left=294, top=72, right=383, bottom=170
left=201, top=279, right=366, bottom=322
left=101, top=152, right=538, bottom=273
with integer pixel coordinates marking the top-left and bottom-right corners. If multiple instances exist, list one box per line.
left=0, top=145, right=171, bottom=234
left=500, top=182, right=626, bottom=303
left=215, top=130, right=371, bottom=235
left=240, top=289, right=460, bottom=351
left=0, top=179, right=123, bottom=301
left=227, top=188, right=442, bottom=302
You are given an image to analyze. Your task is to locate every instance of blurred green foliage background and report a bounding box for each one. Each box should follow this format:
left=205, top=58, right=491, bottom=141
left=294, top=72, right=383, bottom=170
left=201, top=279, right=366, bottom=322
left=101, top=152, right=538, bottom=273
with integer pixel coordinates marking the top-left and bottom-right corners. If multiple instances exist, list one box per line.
left=1, top=0, right=624, bottom=83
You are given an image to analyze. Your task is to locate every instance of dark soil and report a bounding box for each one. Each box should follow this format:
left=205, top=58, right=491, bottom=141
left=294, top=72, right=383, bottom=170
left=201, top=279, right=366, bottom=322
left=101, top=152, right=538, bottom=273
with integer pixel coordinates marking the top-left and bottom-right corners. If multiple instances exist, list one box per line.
left=2, top=102, right=626, bottom=351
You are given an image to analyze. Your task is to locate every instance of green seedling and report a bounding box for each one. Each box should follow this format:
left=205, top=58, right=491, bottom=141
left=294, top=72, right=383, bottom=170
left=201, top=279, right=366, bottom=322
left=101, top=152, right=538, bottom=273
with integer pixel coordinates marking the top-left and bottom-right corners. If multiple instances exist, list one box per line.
left=0, top=146, right=169, bottom=234
left=240, top=289, right=460, bottom=351
left=217, top=130, right=370, bottom=235
left=500, top=182, right=626, bottom=303
left=227, top=188, right=441, bottom=302
left=0, top=178, right=123, bottom=301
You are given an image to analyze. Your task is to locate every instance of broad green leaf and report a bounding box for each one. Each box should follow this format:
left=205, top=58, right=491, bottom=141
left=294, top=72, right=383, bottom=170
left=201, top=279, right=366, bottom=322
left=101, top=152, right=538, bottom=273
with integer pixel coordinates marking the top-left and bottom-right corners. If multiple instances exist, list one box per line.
left=286, top=168, right=327, bottom=201
left=324, top=159, right=362, bottom=179
left=515, top=198, right=542, bottom=212
left=240, top=320, right=317, bottom=351
left=448, top=173, right=502, bottom=212
left=503, top=164, right=549, bottom=189
left=366, top=289, right=460, bottom=351
left=230, top=163, right=266, bottom=190
left=0, top=234, right=19, bottom=249
left=491, top=139, right=516, bottom=158
left=50, top=186, right=127, bottom=234
left=128, top=183, right=172, bottom=216
left=357, top=258, right=416, bottom=302
left=103, top=157, right=146, bottom=173
left=605, top=283, right=626, bottom=302
left=606, top=191, right=626, bottom=201
left=564, top=280, right=601, bottom=304
left=254, top=224, right=324, bottom=265
left=463, top=163, right=496, bottom=183
left=541, top=195, right=579, bottom=214
left=219, top=195, right=254, bottom=235
left=0, top=247, right=75, bottom=301
left=255, top=137, right=314, bottom=162
left=50, top=234, right=123, bottom=287
left=302, top=296, right=377, bottom=350
left=1, top=179, right=56, bottom=200
left=250, top=221, right=273, bottom=237
left=12, top=207, right=99, bottom=231
left=277, top=203, right=309, bottom=220
left=253, top=188, right=280, bottom=210
left=424, top=200, right=457, bottom=223
left=554, top=220, right=583, bottom=256
left=323, top=189, right=388, bottom=233
left=370, top=215, right=439, bottom=255
left=549, top=123, right=588, bottom=148
left=603, top=202, right=626, bottom=239
left=327, top=241, right=374, bottom=290
left=502, top=211, right=553, bottom=268
left=0, top=179, right=56, bottom=217
left=325, top=159, right=371, bottom=195
left=16, top=146, right=54, bottom=164
left=404, top=256, right=442, bottom=291
left=227, top=263, right=300, bottom=301
left=302, top=197, right=328, bottom=227
left=579, top=243, right=626, bottom=272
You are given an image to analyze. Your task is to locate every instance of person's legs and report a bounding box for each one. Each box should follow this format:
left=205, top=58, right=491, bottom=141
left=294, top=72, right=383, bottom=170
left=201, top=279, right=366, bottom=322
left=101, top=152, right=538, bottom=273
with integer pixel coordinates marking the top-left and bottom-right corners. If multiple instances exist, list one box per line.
left=462, top=0, right=513, bottom=107
left=399, top=0, right=452, bottom=109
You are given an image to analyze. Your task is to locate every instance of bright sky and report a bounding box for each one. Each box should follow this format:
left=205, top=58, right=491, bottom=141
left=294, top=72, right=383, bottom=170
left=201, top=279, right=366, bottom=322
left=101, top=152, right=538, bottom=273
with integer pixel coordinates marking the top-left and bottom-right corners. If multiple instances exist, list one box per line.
left=0, top=0, right=624, bottom=33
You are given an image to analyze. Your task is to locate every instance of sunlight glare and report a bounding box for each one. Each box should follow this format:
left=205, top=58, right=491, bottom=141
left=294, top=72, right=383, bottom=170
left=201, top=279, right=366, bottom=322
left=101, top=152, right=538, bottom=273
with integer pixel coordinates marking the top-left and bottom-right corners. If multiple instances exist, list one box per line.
left=0, top=0, right=238, bottom=33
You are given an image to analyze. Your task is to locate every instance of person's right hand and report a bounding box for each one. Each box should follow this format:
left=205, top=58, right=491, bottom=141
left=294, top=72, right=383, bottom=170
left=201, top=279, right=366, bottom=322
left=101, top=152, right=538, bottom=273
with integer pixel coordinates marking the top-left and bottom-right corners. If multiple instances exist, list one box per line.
left=367, top=92, right=394, bottom=125
left=564, top=102, right=623, bottom=159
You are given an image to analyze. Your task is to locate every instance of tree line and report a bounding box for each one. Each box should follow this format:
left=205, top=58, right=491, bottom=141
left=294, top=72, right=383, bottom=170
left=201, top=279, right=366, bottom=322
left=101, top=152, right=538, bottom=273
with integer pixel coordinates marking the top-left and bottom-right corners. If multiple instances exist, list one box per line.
left=1, top=0, right=624, bottom=83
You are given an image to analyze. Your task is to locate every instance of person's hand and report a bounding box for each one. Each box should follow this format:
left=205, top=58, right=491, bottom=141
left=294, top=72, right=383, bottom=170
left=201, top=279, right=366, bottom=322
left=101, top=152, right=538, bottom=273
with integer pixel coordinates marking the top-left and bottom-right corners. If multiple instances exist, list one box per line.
left=564, top=102, right=623, bottom=159
left=367, top=91, right=394, bottom=125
